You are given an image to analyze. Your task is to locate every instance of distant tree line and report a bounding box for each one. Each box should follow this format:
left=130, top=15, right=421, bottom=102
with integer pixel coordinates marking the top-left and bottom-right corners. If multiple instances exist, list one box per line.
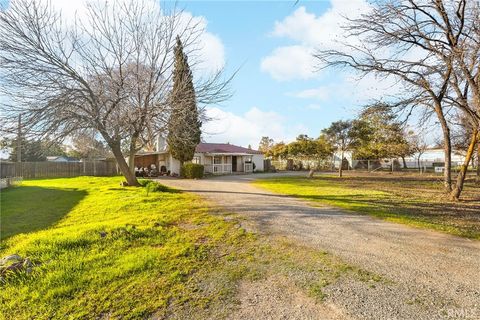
left=260, top=104, right=415, bottom=177
left=0, top=131, right=111, bottom=162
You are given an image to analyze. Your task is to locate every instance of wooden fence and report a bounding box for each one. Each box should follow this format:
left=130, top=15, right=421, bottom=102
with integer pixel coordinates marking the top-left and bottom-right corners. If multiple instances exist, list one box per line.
left=0, top=161, right=119, bottom=179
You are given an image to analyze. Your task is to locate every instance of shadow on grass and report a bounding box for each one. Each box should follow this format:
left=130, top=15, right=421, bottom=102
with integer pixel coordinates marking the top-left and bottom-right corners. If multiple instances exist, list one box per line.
left=292, top=193, right=480, bottom=217
left=0, top=186, right=87, bottom=240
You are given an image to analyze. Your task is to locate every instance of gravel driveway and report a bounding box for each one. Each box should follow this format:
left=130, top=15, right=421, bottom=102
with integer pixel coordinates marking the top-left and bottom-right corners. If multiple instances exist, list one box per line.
left=159, top=173, right=480, bottom=319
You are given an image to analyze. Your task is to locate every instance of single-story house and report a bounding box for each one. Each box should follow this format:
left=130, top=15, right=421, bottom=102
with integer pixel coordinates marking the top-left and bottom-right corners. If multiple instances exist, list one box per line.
left=46, top=156, right=79, bottom=162
left=404, top=148, right=467, bottom=167
left=133, top=137, right=264, bottom=175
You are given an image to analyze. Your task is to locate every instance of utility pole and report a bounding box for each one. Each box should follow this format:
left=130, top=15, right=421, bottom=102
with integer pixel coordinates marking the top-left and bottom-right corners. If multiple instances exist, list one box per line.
left=17, top=114, right=22, bottom=162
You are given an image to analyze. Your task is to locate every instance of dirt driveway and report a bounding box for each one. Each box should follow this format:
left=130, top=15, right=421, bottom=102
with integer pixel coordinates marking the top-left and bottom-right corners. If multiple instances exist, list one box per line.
left=159, top=173, right=480, bottom=319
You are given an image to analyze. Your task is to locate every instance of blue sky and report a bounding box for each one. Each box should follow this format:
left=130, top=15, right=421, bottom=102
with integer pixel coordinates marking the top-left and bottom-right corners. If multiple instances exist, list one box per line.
left=1, top=0, right=393, bottom=159
left=177, top=0, right=389, bottom=148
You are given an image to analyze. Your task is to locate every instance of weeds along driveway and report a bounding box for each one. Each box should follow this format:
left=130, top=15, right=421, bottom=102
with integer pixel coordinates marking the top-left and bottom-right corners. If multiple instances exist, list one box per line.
left=158, top=173, right=480, bottom=319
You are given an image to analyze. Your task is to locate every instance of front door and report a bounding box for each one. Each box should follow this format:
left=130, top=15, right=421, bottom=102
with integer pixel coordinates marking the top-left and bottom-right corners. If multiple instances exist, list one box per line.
left=232, top=156, right=237, bottom=172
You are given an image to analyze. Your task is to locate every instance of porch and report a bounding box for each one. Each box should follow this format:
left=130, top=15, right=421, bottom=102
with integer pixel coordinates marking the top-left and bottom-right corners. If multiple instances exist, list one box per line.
left=201, top=154, right=253, bottom=175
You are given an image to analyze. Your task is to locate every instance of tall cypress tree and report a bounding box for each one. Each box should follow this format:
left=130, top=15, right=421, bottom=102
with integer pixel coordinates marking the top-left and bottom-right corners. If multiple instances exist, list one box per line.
left=167, top=36, right=201, bottom=165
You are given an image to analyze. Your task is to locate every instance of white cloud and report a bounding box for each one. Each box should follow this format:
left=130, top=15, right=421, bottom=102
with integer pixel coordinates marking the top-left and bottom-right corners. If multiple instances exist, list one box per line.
left=292, top=72, right=406, bottom=106
left=203, top=107, right=300, bottom=148
left=305, top=104, right=322, bottom=110
left=272, top=1, right=369, bottom=48
left=290, top=87, right=330, bottom=101
left=30, top=0, right=225, bottom=76
left=261, top=1, right=370, bottom=81
left=260, top=46, right=316, bottom=81
left=176, top=11, right=225, bottom=74
left=198, top=32, right=225, bottom=73
left=263, top=1, right=412, bottom=105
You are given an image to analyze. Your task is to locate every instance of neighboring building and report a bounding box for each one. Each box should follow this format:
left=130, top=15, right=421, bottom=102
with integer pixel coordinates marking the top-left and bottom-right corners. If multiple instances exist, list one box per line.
left=335, top=148, right=468, bottom=170
left=133, top=137, right=265, bottom=175
left=46, top=156, right=79, bottom=162
left=332, top=151, right=353, bottom=169
left=403, top=148, right=467, bottom=168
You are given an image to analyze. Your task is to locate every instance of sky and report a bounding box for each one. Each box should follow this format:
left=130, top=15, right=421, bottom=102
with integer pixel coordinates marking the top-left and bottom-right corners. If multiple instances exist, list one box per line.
left=1, top=0, right=400, bottom=159
left=177, top=0, right=395, bottom=149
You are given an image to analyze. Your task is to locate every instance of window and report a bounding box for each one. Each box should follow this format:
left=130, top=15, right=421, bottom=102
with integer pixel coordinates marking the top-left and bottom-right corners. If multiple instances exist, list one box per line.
left=213, top=156, right=222, bottom=164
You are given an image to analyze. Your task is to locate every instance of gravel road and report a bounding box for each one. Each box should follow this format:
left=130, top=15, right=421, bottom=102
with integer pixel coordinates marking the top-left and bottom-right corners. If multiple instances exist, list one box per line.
left=159, top=173, right=480, bottom=320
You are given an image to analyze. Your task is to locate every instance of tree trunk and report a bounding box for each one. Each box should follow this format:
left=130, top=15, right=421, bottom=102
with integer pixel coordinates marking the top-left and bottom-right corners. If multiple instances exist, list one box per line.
left=439, top=115, right=452, bottom=192
left=338, top=150, right=344, bottom=177
left=110, top=141, right=139, bottom=186
left=450, top=129, right=478, bottom=201
left=128, top=133, right=139, bottom=175
left=401, top=156, right=407, bottom=169
left=308, top=169, right=315, bottom=178
left=476, top=142, right=480, bottom=185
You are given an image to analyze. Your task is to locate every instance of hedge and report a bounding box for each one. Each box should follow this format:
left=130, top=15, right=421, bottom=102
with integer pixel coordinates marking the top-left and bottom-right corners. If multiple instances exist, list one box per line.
left=181, top=163, right=204, bottom=179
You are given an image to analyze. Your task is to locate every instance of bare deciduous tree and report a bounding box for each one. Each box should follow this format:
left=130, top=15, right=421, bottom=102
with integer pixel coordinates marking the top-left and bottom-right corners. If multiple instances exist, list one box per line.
left=315, top=0, right=480, bottom=200
left=0, top=0, right=230, bottom=185
left=407, top=130, right=429, bottom=171
left=322, top=120, right=355, bottom=177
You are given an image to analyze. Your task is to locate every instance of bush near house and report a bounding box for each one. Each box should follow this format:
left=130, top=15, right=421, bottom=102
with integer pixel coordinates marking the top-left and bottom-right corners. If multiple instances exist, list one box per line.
left=181, top=163, right=204, bottom=179
left=139, top=179, right=178, bottom=194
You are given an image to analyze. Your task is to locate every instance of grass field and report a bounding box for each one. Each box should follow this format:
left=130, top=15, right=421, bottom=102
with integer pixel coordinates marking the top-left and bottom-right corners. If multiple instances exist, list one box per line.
left=0, top=177, right=380, bottom=319
left=254, top=172, right=480, bottom=239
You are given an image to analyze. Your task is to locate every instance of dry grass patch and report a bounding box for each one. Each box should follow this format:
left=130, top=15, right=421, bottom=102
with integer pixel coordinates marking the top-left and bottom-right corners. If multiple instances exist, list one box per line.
left=254, top=172, right=480, bottom=239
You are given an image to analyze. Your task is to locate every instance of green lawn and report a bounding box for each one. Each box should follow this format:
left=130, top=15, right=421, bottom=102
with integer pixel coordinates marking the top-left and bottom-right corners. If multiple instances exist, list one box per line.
left=0, top=177, right=380, bottom=319
left=254, top=174, right=480, bottom=239
left=0, top=177, right=259, bottom=318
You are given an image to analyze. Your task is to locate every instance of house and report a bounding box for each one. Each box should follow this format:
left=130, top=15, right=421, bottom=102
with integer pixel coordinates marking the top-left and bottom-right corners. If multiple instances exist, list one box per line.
left=133, top=137, right=264, bottom=175
left=403, top=148, right=467, bottom=168
left=46, top=156, right=79, bottom=162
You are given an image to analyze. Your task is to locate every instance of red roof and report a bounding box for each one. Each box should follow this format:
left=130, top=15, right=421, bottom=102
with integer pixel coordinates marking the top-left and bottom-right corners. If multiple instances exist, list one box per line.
left=195, top=143, right=263, bottom=154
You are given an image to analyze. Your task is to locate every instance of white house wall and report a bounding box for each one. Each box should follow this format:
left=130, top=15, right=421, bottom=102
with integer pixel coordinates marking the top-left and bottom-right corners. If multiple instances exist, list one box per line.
left=168, top=154, right=181, bottom=175
left=166, top=152, right=265, bottom=175
left=404, top=149, right=466, bottom=163
left=252, top=154, right=264, bottom=171
left=333, top=151, right=353, bottom=168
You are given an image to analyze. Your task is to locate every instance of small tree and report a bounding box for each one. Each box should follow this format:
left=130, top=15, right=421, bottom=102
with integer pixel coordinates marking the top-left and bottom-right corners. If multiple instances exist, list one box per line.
left=407, top=131, right=429, bottom=172
left=352, top=104, right=412, bottom=166
left=258, top=136, right=274, bottom=154
left=316, top=134, right=335, bottom=163
left=268, top=142, right=288, bottom=159
left=322, top=120, right=355, bottom=177
left=167, top=37, right=201, bottom=165
left=287, top=135, right=317, bottom=159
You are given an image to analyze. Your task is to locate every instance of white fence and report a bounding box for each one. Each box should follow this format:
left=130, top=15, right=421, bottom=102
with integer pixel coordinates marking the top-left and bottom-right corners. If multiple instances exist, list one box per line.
left=204, top=164, right=232, bottom=174
left=0, top=177, right=23, bottom=189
